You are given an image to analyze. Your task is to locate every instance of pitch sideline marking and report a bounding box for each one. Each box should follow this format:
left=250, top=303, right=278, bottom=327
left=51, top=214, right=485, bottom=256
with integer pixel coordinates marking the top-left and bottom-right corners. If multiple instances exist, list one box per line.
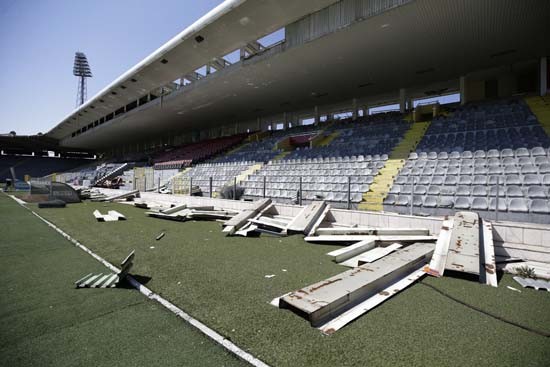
left=7, top=194, right=270, bottom=367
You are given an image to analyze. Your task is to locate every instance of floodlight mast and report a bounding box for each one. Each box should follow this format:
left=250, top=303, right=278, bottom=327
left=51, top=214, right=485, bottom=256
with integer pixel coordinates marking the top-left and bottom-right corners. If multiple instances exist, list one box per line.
left=73, top=52, right=93, bottom=107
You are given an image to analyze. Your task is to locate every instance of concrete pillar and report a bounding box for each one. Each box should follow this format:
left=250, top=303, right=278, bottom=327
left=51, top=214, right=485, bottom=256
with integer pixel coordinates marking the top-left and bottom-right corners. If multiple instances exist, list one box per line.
left=314, top=106, right=320, bottom=124
left=352, top=98, right=358, bottom=121
left=459, top=76, right=466, bottom=105
left=399, top=88, right=406, bottom=113
left=541, top=57, right=548, bottom=96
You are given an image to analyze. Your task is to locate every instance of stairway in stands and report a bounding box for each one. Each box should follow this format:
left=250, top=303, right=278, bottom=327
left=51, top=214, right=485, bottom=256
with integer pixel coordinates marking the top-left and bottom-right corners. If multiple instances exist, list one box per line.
left=315, top=130, right=340, bottom=147
left=525, top=95, right=550, bottom=137
left=359, top=121, right=430, bottom=211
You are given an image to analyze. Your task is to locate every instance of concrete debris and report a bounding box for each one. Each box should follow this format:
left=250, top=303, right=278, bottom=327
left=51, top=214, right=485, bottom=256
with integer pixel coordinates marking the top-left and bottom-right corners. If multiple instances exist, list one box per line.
left=264, top=274, right=276, bottom=278
left=424, top=212, right=498, bottom=287
left=357, top=243, right=403, bottom=265
left=75, top=250, right=134, bottom=288
left=506, top=286, right=522, bottom=293
left=93, top=189, right=139, bottom=202
left=156, top=232, right=165, bottom=241
left=147, top=207, right=237, bottom=222
left=223, top=198, right=271, bottom=235
left=513, top=277, right=550, bottom=291
left=285, top=201, right=328, bottom=235
left=326, top=237, right=377, bottom=263
left=318, top=268, right=425, bottom=335
left=306, top=234, right=436, bottom=244
left=314, top=227, right=430, bottom=236
left=499, top=261, right=550, bottom=280
left=278, top=242, right=434, bottom=332
left=93, top=210, right=126, bottom=222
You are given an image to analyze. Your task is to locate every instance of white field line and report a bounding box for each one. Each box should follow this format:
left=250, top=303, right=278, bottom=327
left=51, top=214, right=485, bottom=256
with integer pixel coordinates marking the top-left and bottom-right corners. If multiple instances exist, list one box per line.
left=7, top=194, right=270, bottom=367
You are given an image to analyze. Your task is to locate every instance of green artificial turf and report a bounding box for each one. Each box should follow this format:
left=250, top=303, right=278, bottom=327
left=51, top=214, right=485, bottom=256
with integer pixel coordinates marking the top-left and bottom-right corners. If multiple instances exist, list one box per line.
left=0, top=195, right=246, bottom=367
left=25, top=199, right=550, bottom=366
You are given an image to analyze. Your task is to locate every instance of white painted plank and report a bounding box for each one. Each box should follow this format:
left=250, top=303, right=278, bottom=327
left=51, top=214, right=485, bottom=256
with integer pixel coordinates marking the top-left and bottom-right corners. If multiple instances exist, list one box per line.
left=482, top=220, right=498, bottom=287
left=325, top=237, right=377, bottom=263
left=315, top=227, right=429, bottom=236
left=424, top=218, right=454, bottom=277
left=318, top=267, right=425, bottom=335
left=357, top=243, right=403, bottom=264
left=306, top=235, right=436, bottom=243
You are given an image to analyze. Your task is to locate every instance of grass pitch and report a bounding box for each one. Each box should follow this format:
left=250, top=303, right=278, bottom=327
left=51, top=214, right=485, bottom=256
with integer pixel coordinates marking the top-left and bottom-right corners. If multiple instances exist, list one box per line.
left=0, top=195, right=246, bottom=367
left=7, top=197, right=550, bottom=366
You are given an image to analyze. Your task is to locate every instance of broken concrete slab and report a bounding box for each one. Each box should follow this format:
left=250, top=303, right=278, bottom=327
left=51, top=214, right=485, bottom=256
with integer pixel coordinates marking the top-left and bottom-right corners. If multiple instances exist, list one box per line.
left=314, top=227, right=430, bottom=236
left=285, top=201, right=327, bottom=235
left=513, top=277, right=550, bottom=291
left=317, top=267, right=425, bottom=335
left=223, top=198, right=271, bottom=235
left=357, top=243, right=403, bottom=265
left=326, top=237, right=377, bottom=263
left=425, top=212, right=498, bottom=287
left=424, top=217, right=455, bottom=277
left=305, top=235, right=436, bottom=244
left=279, top=242, right=434, bottom=327
left=481, top=219, right=498, bottom=287
left=93, top=210, right=126, bottom=222
left=94, top=189, right=139, bottom=202
left=307, top=204, right=332, bottom=236
left=445, top=211, right=480, bottom=274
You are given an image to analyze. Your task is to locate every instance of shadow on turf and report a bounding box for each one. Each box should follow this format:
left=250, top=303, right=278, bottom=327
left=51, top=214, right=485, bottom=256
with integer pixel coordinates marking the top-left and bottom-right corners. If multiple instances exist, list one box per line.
left=118, top=274, right=152, bottom=289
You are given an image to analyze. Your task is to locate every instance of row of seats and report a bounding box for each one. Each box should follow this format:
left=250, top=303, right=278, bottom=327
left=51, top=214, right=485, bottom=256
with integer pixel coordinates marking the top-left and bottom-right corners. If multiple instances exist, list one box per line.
left=384, top=195, right=549, bottom=214
left=384, top=98, right=550, bottom=221
left=409, top=147, right=550, bottom=160
left=182, top=161, right=256, bottom=195
left=390, top=184, right=549, bottom=198
left=153, top=134, right=247, bottom=167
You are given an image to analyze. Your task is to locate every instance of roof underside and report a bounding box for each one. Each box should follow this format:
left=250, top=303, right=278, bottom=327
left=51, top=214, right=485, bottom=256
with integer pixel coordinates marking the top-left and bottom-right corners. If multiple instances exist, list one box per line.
left=47, top=0, right=341, bottom=140
left=52, top=0, right=550, bottom=149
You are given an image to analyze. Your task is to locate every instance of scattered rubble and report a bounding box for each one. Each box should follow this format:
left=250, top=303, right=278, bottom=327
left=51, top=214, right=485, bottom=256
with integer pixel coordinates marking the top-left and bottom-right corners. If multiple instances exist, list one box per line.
left=75, top=251, right=134, bottom=288
left=93, top=210, right=126, bottom=222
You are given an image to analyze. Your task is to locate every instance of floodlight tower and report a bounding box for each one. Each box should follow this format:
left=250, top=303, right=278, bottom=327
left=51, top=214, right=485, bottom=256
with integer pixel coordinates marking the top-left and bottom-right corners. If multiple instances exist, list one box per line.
left=73, top=52, right=92, bottom=107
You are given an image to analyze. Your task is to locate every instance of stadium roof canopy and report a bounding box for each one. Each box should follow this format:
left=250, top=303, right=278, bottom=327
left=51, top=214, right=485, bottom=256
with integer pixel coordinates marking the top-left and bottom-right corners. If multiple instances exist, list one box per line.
left=46, top=0, right=550, bottom=150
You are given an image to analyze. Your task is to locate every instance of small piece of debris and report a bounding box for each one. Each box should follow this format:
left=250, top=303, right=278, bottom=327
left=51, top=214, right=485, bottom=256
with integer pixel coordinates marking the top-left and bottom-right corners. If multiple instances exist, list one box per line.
left=507, top=286, right=521, bottom=293
left=282, top=269, right=287, bottom=272
left=264, top=274, right=276, bottom=278
left=150, top=246, right=155, bottom=249
left=156, top=232, right=165, bottom=241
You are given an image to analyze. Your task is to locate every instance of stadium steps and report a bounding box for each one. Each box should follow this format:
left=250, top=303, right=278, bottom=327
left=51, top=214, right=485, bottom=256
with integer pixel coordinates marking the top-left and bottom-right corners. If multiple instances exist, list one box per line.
left=316, top=131, right=340, bottom=147
left=168, top=167, right=193, bottom=194
left=235, top=163, right=264, bottom=185
left=359, top=121, right=430, bottom=211
left=525, top=95, right=550, bottom=137
left=95, top=163, right=129, bottom=186
left=272, top=150, right=291, bottom=161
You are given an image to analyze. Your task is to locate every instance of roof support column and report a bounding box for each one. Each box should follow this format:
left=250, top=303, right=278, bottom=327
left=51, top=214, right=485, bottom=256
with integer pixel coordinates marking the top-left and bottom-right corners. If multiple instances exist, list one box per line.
left=352, top=98, right=358, bottom=121
left=399, top=88, right=407, bottom=114
left=283, top=112, right=290, bottom=129
left=540, top=56, right=548, bottom=96
left=460, top=76, right=466, bottom=105
left=314, top=106, right=319, bottom=125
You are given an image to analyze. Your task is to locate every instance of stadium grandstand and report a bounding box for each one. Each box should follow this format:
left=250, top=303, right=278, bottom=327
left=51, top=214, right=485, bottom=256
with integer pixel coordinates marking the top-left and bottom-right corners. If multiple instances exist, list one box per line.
left=4, top=0, right=545, bottom=223
left=3, top=1, right=550, bottom=366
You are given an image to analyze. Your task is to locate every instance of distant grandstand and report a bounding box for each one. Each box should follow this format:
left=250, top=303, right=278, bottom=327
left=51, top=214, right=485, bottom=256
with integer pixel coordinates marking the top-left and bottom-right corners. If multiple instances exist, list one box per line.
left=3, top=0, right=550, bottom=222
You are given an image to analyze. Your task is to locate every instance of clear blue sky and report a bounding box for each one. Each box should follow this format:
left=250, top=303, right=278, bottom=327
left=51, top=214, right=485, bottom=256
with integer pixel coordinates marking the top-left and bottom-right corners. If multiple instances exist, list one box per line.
left=0, top=0, right=224, bottom=135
